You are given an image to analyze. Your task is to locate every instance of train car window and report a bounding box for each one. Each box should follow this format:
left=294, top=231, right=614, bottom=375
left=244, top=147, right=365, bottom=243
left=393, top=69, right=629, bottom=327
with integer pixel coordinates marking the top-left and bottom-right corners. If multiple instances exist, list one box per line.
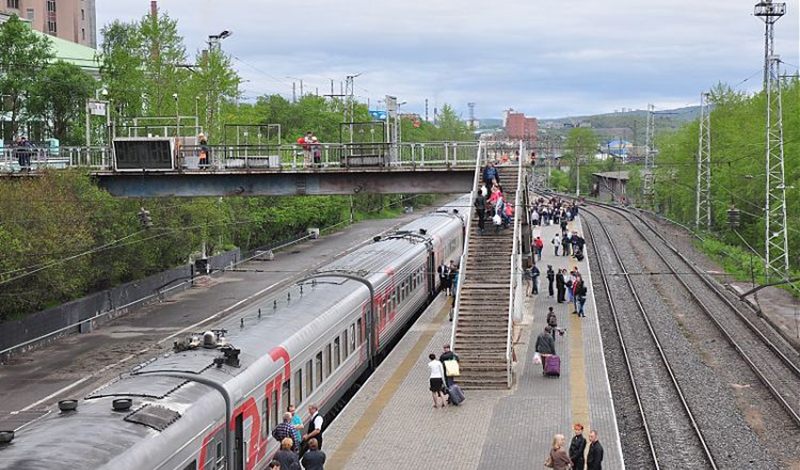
left=306, top=360, right=313, bottom=394
left=181, top=460, right=197, bottom=470
left=325, top=344, right=332, bottom=377
left=294, top=370, right=303, bottom=404
left=216, top=442, right=224, bottom=469
left=342, top=330, right=349, bottom=358
left=261, top=398, right=269, bottom=440
left=333, top=337, right=341, bottom=369
left=315, top=351, right=323, bottom=385
left=271, top=389, right=278, bottom=430
left=349, top=324, right=356, bottom=351
left=281, top=380, right=290, bottom=416
left=356, top=318, right=362, bottom=345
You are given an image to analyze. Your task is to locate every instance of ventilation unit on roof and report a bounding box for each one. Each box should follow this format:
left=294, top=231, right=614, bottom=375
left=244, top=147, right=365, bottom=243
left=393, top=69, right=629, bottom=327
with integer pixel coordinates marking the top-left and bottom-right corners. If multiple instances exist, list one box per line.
left=0, top=431, right=14, bottom=445
left=58, top=399, right=78, bottom=412
left=419, top=229, right=427, bottom=235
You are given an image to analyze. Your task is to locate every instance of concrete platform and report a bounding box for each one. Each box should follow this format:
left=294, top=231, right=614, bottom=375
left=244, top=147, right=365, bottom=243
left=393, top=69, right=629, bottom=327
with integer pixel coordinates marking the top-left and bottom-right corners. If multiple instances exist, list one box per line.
left=322, top=216, right=624, bottom=469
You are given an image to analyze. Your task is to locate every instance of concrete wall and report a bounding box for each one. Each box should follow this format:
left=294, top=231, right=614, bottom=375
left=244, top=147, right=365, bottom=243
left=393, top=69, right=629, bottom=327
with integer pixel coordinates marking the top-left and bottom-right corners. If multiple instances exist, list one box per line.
left=0, top=249, right=240, bottom=360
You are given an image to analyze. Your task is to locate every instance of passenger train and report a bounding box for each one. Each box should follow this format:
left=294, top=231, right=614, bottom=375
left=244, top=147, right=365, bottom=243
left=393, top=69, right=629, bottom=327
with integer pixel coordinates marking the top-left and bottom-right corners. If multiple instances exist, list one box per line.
left=0, top=195, right=468, bottom=470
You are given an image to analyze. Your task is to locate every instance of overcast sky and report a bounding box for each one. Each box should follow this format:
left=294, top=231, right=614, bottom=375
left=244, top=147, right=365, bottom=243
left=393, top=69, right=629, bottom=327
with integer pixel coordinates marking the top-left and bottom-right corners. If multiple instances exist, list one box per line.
left=97, top=0, right=800, bottom=120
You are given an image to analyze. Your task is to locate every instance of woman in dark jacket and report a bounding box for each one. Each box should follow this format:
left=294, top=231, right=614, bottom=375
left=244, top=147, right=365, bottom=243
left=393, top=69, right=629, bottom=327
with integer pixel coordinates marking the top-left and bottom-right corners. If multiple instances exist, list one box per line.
left=569, top=424, right=587, bottom=470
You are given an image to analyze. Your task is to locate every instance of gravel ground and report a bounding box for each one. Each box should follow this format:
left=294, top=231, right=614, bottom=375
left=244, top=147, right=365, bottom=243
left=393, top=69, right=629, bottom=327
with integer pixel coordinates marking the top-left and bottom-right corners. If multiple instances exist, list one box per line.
left=584, top=222, right=656, bottom=469
left=584, top=210, right=715, bottom=469
left=586, top=205, right=788, bottom=470
left=622, top=208, right=800, bottom=469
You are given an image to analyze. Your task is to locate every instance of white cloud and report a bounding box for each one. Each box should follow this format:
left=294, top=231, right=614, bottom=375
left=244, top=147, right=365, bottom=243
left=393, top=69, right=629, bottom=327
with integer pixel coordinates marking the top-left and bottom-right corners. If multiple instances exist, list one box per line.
left=97, top=0, right=800, bottom=118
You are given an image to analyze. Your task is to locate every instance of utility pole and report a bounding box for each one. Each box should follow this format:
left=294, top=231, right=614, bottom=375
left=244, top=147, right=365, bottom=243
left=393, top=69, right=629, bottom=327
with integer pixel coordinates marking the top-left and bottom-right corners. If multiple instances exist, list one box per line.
left=696, top=92, right=712, bottom=230
left=755, top=1, right=789, bottom=279
left=643, top=103, right=656, bottom=201
left=292, top=82, right=296, bottom=103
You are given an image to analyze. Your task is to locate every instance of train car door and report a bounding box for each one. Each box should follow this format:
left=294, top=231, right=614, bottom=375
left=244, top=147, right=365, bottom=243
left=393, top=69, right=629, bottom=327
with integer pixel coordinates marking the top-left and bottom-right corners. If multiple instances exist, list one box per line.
left=234, top=414, right=244, bottom=470
left=427, top=250, right=436, bottom=300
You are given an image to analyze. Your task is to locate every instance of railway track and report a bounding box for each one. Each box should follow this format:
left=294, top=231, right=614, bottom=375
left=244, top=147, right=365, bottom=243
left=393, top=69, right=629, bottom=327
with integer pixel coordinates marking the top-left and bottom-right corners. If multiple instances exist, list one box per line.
left=583, top=208, right=718, bottom=469
left=586, top=202, right=800, bottom=428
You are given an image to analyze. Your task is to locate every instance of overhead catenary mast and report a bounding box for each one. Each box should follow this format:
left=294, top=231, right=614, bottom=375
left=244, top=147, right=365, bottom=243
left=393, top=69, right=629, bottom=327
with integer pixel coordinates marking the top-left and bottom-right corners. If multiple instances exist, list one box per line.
left=696, top=92, right=712, bottom=230
left=755, top=0, right=789, bottom=278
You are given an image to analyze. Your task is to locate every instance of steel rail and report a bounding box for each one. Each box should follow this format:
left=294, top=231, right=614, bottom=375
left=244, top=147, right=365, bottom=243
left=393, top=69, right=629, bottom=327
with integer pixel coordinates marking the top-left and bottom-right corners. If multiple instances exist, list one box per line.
left=583, top=208, right=719, bottom=469
left=583, top=219, right=660, bottom=469
left=587, top=201, right=800, bottom=428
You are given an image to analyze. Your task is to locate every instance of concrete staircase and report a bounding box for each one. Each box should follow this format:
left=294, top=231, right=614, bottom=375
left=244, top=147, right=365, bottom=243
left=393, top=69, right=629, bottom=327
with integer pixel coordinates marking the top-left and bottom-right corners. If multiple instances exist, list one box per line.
left=455, top=165, right=520, bottom=389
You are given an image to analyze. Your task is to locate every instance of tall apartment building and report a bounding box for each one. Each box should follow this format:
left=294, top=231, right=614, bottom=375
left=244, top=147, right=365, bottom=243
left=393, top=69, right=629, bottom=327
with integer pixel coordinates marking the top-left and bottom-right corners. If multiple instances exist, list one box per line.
left=2, top=0, right=96, bottom=48
left=504, top=110, right=538, bottom=143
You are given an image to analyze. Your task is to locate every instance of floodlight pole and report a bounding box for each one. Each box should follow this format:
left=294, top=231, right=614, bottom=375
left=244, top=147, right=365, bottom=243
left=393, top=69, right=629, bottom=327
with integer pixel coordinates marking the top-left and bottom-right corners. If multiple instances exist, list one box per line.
left=755, top=1, right=789, bottom=280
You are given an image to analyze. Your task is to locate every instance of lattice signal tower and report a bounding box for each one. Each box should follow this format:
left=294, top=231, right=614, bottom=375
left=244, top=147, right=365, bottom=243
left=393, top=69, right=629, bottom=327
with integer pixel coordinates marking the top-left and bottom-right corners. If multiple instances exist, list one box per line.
left=755, top=1, right=789, bottom=278
left=696, top=92, right=712, bottom=230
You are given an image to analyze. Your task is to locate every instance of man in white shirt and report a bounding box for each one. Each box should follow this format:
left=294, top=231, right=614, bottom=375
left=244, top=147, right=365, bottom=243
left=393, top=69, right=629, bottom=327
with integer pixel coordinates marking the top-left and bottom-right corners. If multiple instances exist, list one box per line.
left=302, top=404, right=324, bottom=454
left=427, top=353, right=447, bottom=408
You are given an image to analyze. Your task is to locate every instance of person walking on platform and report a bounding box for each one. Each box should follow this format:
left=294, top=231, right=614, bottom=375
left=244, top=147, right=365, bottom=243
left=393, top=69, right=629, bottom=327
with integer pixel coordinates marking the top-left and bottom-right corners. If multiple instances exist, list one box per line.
left=301, top=438, right=326, bottom=470
left=556, top=269, right=566, bottom=303
left=483, top=162, right=499, bottom=194
left=532, top=208, right=540, bottom=226
left=587, top=430, right=604, bottom=470
left=427, top=353, right=447, bottom=408
left=552, top=233, right=561, bottom=256
left=545, top=434, right=572, bottom=470
left=531, top=264, right=540, bottom=295
left=562, top=232, right=572, bottom=257
left=534, top=236, right=544, bottom=261
left=474, top=191, right=487, bottom=235
left=547, top=265, right=555, bottom=297
left=439, top=344, right=459, bottom=387
left=546, top=307, right=559, bottom=340
left=575, top=276, right=588, bottom=317
left=570, top=423, right=587, bottom=470
left=535, top=326, right=556, bottom=374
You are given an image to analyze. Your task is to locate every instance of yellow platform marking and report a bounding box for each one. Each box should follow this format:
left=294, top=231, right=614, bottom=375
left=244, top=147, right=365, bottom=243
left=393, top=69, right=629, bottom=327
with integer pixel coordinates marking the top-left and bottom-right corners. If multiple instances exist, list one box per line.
left=326, top=299, right=452, bottom=470
left=569, top=221, right=591, bottom=466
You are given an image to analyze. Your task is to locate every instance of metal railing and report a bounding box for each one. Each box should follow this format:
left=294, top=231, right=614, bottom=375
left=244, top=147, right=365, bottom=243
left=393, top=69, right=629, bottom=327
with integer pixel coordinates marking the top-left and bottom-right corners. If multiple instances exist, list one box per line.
left=506, top=141, right=526, bottom=387
left=0, top=146, right=112, bottom=171
left=450, top=141, right=485, bottom=351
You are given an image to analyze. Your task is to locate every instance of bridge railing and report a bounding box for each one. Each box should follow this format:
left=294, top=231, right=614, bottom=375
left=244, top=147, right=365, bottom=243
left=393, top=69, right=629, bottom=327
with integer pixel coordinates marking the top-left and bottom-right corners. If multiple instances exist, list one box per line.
left=1, top=141, right=482, bottom=173
left=506, top=140, right=526, bottom=387
left=178, top=141, right=481, bottom=171
left=0, top=146, right=112, bottom=172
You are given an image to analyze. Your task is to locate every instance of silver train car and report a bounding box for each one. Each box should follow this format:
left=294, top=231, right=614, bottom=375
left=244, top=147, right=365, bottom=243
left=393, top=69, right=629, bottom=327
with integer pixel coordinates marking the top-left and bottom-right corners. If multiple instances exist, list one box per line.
left=0, top=195, right=468, bottom=470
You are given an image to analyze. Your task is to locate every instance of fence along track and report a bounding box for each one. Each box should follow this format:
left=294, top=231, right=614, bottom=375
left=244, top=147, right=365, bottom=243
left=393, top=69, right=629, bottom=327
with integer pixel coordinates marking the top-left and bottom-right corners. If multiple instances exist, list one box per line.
left=583, top=208, right=718, bottom=469
left=589, top=202, right=800, bottom=428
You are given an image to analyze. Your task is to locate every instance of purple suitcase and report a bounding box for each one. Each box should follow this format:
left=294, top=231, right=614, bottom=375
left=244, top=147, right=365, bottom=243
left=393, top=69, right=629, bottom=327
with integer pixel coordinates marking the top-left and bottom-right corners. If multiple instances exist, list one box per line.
left=545, top=355, right=561, bottom=377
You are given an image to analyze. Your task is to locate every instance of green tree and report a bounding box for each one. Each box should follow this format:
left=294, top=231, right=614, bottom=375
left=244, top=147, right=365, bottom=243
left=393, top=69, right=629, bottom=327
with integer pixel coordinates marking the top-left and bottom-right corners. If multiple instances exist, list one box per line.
left=138, top=9, right=189, bottom=117
left=29, top=61, right=97, bottom=144
left=0, top=15, right=54, bottom=140
left=100, top=20, right=146, bottom=118
left=564, top=127, right=598, bottom=194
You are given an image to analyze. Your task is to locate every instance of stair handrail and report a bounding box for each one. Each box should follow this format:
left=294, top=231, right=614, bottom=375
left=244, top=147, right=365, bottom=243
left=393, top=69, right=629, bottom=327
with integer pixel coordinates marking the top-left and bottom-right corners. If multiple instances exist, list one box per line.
left=450, top=140, right=485, bottom=351
left=506, top=140, right=526, bottom=387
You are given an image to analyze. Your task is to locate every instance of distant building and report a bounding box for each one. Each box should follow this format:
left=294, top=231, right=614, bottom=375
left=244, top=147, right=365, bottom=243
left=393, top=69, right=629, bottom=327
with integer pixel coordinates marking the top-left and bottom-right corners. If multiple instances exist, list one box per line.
left=504, top=109, right=538, bottom=143
left=1, top=0, right=96, bottom=48
left=0, top=13, right=100, bottom=75
left=592, top=171, right=629, bottom=203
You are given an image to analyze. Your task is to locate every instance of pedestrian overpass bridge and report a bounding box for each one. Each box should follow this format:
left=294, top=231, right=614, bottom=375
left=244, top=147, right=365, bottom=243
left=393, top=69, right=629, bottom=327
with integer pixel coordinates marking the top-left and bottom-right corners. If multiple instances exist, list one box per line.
left=0, top=141, right=525, bottom=197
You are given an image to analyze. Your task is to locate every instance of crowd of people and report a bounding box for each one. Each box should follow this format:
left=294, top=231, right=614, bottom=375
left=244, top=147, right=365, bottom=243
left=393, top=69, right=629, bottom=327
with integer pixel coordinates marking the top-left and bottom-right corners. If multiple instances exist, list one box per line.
left=268, top=403, right=327, bottom=470
left=11, top=135, right=35, bottom=171
left=473, top=161, right=516, bottom=234
left=546, top=426, right=605, bottom=470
